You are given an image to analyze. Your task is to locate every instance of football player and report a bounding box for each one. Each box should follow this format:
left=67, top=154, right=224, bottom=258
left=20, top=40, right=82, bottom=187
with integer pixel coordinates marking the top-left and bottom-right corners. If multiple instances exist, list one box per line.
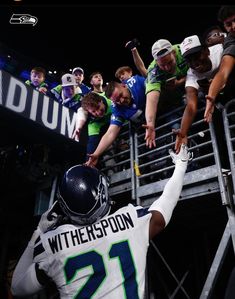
left=11, top=144, right=192, bottom=299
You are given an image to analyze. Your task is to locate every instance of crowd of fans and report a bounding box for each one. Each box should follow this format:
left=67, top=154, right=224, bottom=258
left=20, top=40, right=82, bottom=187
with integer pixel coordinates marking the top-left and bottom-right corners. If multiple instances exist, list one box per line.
left=2, top=5, right=235, bottom=173
left=2, top=5, right=235, bottom=299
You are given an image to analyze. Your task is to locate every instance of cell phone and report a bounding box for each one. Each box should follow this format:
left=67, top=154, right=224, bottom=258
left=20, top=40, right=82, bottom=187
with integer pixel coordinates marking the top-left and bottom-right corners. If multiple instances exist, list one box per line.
left=126, top=38, right=140, bottom=50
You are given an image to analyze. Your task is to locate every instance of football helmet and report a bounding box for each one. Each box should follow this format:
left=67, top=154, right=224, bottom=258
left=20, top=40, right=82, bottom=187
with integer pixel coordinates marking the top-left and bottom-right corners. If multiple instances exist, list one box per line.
left=58, top=165, right=111, bottom=226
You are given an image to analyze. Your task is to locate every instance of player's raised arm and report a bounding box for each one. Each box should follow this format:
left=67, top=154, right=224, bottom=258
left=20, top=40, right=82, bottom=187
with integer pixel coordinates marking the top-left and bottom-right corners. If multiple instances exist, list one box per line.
left=148, top=144, right=193, bottom=239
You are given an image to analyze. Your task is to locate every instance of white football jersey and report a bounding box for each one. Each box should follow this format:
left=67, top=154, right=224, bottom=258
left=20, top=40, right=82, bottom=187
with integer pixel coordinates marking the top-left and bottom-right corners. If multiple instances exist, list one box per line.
left=34, top=204, right=152, bottom=299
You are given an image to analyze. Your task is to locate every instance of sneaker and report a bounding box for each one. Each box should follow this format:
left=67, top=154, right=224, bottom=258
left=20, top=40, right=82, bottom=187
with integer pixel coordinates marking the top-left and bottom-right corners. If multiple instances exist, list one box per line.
left=169, top=144, right=193, bottom=164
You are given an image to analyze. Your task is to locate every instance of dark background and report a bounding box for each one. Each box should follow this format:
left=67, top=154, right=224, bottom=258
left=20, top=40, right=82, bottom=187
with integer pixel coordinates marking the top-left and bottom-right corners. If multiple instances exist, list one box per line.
left=0, top=3, right=234, bottom=299
left=0, top=4, right=223, bottom=83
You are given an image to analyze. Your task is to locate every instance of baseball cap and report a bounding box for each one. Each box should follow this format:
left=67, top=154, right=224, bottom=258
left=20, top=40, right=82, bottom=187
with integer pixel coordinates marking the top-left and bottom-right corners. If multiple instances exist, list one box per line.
left=72, top=67, right=84, bottom=75
left=61, top=74, right=77, bottom=87
left=180, top=35, right=202, bottom=58
left=151, top=39, right=173, bottom=59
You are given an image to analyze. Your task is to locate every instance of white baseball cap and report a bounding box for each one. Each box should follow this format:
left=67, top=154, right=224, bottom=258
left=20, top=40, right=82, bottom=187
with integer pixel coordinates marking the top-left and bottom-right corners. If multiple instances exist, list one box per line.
left=180, top=35, right=202, bottom=58
left=72, top=67, right=84, bottom=75
left=151, top=39, right=173, bottom=59
left=61, top=74, right=77, bottom=87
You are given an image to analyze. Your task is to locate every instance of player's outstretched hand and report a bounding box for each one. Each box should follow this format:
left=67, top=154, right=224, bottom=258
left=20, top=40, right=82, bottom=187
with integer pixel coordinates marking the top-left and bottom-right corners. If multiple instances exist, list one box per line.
left=169, top=143, right=193, bottom=165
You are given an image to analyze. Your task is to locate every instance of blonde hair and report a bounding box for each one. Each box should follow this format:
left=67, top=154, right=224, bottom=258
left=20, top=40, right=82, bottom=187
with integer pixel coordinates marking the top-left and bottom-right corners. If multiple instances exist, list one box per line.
left=115, top=66, right=133, bottom=79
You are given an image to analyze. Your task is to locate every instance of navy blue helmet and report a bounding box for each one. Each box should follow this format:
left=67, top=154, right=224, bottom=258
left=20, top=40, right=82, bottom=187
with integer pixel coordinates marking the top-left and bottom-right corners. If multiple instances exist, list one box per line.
left=58, top=165, right=111, bottom=226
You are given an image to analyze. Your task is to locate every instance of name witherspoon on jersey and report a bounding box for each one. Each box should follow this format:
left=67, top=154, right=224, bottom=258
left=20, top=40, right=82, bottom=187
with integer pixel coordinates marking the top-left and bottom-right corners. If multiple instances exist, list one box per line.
left=48, top=212, right=135, bottom=253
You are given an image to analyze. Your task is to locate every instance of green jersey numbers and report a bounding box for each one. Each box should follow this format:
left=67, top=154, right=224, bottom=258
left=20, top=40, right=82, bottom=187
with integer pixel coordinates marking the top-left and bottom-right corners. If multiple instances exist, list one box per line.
left=64, top=240, right=139, bottom=299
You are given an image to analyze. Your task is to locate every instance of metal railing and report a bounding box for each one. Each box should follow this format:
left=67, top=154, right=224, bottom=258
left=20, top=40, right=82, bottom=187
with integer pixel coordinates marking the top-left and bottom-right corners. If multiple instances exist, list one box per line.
left=100, top=101, right=219, bottom=204
left=99, top=98, right=235, bottom=299
left=199, top=99, right=235, bottom=299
